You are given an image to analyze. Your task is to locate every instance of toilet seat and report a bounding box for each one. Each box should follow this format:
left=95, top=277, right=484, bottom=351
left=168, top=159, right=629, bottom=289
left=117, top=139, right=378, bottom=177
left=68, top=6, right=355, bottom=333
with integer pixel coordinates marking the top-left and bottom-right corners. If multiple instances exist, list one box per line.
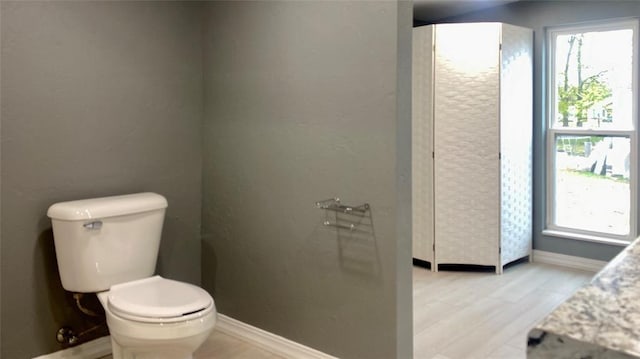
left=107, top=275, right=214, bottom=323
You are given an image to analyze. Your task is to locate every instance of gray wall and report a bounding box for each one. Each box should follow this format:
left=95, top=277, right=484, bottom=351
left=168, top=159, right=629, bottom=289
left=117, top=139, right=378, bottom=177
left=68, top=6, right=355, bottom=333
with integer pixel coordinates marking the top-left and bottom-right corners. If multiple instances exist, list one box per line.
left=0, top=2, right=203, bottom=357
left=0, top=1, right=3, bottom=351
left=0, top=1, right=413, bottom=357
left=202, top=1, right=412, bottom=358
left=427, top=1, right=640, bottom=262
left=396, top=1, right=414, bottom=358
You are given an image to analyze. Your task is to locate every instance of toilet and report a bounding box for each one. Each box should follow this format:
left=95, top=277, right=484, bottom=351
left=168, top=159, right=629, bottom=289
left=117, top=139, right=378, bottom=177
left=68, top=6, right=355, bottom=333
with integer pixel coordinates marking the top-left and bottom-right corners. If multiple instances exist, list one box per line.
left=47, top=192, right=216, bottom=359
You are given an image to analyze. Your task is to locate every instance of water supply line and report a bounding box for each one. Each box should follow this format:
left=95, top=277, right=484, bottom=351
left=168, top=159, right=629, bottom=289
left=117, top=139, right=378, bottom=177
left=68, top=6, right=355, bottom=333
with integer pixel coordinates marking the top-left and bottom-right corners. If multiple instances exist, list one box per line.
left=73, top=293, right=99, bottom=317
left=56, top=293, right=105, bottom=345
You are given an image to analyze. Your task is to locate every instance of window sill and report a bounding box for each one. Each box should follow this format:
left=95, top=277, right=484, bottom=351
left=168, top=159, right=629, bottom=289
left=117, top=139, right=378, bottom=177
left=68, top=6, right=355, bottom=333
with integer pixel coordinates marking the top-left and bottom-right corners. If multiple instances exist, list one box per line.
left=542, top=229, right=632, bottom=247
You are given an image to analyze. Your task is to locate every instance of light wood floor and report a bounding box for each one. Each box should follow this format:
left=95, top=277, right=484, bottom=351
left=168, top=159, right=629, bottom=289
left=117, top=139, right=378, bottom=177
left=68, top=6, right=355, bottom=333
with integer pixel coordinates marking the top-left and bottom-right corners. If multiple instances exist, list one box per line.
left=413, top=262, right=593, bottom=359
left=101, top=262, right=592, bottom=359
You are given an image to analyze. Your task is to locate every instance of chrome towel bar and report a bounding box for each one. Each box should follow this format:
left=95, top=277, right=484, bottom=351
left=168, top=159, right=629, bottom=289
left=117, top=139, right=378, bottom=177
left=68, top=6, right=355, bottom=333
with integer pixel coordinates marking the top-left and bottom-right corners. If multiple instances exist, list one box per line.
left=316, top=198, right=370, bottom=231
left=315, top=198, right=370, bottom=215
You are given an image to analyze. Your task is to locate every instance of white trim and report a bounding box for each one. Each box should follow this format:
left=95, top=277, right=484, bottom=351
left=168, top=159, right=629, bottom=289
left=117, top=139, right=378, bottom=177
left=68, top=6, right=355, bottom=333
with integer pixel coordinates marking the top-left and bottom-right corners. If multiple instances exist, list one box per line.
left=216, top=314, right=338, bottom=359
left=533, top=249, right=607, bottom=273
left=31, top=316, right=337, bottom=359
left=542, top=229, right=630, bottom=246
left=32, top=336, right=111, bottom=359
left=545, top=18, right=639, bottom=241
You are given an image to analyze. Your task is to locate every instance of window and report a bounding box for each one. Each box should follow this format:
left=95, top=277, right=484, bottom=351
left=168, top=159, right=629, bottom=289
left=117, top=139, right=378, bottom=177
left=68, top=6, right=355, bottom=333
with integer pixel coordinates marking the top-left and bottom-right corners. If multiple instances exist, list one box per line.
left=547, top=19, right=638, bottom=242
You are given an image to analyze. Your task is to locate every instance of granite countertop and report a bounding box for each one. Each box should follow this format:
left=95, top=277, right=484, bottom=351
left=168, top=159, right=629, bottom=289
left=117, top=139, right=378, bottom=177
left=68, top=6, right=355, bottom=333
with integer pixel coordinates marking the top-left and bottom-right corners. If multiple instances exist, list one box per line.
left=528, top=237, right=640, bottom=358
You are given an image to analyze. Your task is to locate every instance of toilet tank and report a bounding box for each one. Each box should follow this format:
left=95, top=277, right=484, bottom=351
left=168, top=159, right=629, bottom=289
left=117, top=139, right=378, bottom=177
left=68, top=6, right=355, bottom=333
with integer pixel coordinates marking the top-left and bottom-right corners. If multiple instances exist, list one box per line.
left=47, top=193, right=168, bottom=293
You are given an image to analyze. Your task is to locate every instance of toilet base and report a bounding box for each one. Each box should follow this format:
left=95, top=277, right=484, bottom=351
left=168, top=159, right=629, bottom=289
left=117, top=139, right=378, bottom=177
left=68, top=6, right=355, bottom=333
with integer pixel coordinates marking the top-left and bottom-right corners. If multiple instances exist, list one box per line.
left=97, top=290, right=216, bottom=359
left=111, top=336, right=197, bottom=359
left=107, top=318, right=214, bottom=359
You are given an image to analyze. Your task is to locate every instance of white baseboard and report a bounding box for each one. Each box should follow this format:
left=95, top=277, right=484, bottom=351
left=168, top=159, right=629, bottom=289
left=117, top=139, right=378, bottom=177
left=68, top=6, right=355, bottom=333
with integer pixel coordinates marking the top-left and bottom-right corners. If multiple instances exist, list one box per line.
left=216, top=314, right=338, bottom=359
left=32, top=315, right=336, bottom=359
left=32, top=336, right=111, bottom=359
left=533, top=249, right=607, bottom=273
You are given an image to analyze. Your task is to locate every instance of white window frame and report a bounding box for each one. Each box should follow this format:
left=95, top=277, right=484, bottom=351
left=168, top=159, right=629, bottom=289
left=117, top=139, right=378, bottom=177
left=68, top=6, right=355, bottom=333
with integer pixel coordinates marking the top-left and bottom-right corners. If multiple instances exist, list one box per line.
left=545, top=18, right=639, bottom=244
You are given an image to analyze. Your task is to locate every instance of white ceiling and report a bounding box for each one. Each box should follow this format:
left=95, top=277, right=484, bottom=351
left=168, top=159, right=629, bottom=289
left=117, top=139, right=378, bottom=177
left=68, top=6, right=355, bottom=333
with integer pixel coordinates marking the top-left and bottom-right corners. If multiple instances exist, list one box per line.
left=414, top=0, right=518, bottom=23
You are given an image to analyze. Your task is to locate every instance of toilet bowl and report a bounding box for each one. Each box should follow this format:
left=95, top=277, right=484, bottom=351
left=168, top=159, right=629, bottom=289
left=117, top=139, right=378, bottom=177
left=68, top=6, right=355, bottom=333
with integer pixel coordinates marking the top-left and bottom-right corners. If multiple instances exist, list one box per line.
left=47, top=193, right=216, bottom=359
left=97, top=276, right=216, bottom=359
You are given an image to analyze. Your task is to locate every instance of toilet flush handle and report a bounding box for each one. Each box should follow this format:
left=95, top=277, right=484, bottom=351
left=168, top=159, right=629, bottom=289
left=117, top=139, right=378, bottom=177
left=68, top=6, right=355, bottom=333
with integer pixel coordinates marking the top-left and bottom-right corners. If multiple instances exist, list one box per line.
left=83, top=221, right=102, bottom=230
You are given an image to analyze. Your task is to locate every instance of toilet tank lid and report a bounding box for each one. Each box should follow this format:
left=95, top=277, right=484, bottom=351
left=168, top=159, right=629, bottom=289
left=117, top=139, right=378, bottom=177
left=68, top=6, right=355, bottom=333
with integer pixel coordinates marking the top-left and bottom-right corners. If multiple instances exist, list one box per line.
left=47, top=192, right=168, bottom=221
